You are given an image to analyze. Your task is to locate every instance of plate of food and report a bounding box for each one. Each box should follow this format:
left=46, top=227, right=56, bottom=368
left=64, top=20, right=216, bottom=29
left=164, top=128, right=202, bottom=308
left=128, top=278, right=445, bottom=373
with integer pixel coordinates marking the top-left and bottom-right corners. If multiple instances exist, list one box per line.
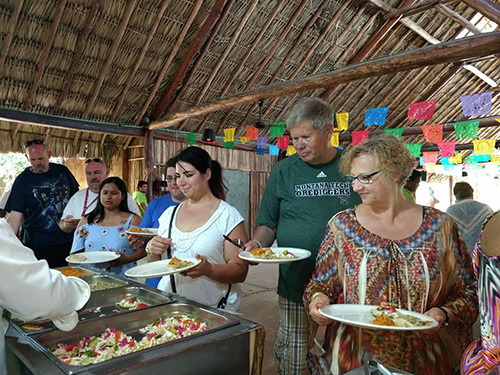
left=238, top=247, right=311, bottom=263
left=125, top=227, right=158, bottom=237
left=124, top=257, right=201, bottom=278
left=65, top=251, right=120, bottom=264
left=319, top=304, right=438, bottom=331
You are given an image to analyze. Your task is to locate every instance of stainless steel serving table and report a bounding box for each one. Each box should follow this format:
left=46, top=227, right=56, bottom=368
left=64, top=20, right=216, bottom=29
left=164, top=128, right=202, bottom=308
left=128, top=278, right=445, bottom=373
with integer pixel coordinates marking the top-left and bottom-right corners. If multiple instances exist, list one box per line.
left=5, top=267, right=265, bottom=375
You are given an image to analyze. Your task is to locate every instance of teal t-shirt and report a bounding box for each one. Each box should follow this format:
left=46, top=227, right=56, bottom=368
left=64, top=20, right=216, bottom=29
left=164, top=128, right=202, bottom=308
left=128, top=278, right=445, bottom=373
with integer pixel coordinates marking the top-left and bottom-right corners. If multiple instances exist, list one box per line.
left=257, top=152, right=361, bottom=304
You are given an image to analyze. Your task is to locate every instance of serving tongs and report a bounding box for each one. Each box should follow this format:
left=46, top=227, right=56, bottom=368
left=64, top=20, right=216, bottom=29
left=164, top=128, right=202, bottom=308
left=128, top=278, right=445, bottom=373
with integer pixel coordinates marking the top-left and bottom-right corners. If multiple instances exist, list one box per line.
left=363, top=352, right=394, bottom=375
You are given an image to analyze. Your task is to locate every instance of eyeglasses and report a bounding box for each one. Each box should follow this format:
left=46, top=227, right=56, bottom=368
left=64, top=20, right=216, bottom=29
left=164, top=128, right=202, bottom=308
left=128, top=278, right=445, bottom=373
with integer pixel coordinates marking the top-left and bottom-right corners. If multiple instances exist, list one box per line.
left=24, top=139, right=47, bottom=148
left=85, top=158, right=103, bottom=164
left=345, top=170, right=381, bottom=184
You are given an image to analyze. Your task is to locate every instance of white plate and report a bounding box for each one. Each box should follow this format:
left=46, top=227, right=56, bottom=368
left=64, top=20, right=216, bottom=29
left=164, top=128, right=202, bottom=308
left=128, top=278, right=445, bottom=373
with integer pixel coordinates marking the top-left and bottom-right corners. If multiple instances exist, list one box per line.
left=238, top=247, right=311, bottom=264
left=125, top=228, right=158, bottom=237
left=319, top=304, right=438, bottom=331
left=124, top=258, right=201, bottom=278
left=65, top=251, right=120, bottom=264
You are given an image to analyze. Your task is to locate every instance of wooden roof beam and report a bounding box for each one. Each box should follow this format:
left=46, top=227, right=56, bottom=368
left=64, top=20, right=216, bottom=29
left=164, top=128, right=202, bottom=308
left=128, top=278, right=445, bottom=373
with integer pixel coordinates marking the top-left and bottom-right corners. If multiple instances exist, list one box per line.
left=24, top=0, right=67, bottom=111
left=435, top=3, right=482, bottom=34
left=111, top=0, right=171, bottom=122
left=383, top=0, right=457, bottom=20
left=461, top=0, right=500, bottom=26
left=151, top=0, right=227, bottom=120
left=0, top=0, right=24, bottom=74
left=148, top=31, right=500, bottom=129
left=134, top=0, right=204, bottom=126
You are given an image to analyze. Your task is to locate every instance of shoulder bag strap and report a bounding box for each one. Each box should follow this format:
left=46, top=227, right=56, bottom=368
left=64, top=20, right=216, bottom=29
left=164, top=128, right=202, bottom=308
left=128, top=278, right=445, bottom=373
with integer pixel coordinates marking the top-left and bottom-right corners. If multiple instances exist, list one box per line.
left=168, top=204, right=179, bottom=293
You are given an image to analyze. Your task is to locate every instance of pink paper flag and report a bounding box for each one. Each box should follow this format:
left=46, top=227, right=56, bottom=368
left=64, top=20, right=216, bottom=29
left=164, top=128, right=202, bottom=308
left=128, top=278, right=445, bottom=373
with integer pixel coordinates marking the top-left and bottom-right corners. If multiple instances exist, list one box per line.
left=420, top=124, right=443, bottom=143
left=422, top=152, right=438, bottom=164
left=407, top=100, right=436, bottom=120
left=352, top=131, right=369, bottom=146
left=436, top=142, right=455, bottom=157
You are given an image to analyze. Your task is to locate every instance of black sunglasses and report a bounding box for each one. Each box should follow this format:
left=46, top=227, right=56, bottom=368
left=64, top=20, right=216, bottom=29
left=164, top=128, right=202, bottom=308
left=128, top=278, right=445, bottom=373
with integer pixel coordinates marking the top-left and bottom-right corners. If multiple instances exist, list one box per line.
left=85, top=158, right=103, bottom=164
left=24, top=139, right=47, bottom=148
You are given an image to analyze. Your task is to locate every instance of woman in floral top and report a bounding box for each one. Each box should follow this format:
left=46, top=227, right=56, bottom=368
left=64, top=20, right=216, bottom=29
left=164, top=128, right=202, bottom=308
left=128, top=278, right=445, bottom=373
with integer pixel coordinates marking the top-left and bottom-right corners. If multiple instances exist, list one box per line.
left=304, top=134, right=478, bottom=374
left=71, top=177, right=144, bottom=277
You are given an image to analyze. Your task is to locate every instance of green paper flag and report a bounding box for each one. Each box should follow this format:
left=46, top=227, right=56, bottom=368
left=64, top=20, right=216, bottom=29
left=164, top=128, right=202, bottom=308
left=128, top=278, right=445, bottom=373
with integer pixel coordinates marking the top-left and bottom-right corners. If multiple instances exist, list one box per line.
left=385, top=128, right=404, bottom=139
left=270, top=122, right=285, bottom=137
left=187, top=133, right=196, bottom=145
left=406, top=143, right=422, bottom=158
left=466, top=155, right=476, bottom=166
left=454, top=120, right=479, bottom=139
left=224, top=141, right=234, bottom=149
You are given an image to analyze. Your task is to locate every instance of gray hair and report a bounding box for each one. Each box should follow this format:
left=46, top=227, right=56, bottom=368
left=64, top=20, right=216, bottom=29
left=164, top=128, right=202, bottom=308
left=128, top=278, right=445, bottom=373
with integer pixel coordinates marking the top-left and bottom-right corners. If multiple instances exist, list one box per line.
left=286, top=97, right=334, bottom=133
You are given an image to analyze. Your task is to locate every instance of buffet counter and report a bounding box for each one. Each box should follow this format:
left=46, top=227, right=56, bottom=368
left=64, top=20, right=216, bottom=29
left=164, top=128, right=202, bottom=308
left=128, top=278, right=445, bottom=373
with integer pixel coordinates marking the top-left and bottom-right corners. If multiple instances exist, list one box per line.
left=5, top=267, right=265, bottom=375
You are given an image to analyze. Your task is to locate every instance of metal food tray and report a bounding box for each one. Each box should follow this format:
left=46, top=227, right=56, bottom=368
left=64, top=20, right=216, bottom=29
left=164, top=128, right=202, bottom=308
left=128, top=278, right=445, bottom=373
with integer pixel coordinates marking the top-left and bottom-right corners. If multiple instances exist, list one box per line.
left=55, top=266, right=96, bottom=278
left=10, top=286, right=174, bottom=335
left=30, top=303, right=240, bottom=374
left=81, top=274, right=128, bottom=292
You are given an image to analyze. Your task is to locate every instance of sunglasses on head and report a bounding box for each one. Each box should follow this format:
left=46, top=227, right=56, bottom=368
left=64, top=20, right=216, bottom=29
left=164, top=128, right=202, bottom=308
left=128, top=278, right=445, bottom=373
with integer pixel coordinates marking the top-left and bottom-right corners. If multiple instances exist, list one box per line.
left=85, top=158, right=103, bottom=164
left=24, top=139, right=47, bottom=148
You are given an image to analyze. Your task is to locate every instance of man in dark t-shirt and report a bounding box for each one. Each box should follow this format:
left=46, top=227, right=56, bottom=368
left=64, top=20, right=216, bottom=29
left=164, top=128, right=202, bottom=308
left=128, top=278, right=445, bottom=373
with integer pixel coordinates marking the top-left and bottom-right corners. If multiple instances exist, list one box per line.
left=6, top=140, right=79, bottom=267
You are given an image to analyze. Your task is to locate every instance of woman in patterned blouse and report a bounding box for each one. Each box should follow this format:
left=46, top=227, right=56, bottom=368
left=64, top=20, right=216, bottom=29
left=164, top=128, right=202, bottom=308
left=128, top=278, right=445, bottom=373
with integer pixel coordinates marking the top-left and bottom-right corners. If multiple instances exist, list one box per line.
left=304, top=134, right=478, bottom=374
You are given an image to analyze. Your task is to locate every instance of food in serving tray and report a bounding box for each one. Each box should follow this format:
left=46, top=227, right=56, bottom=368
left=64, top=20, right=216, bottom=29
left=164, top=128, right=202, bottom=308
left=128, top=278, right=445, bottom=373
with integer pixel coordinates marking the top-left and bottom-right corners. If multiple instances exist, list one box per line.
left=118, top=296, right=148, bottom=310
left=250, top=247, right=296, bottom=259
left=51, top=315, right=209, bottom=365
left=128, top=227, right=152, bottom=233
left=371, top=306, right=432, bottom=327
left=57, top=267, right=89, bottom=277
left=68, top=254, right=87, bottom=262
left=168, top=256, right=195, bottom=270
left=88, top=280, right=121, bottom=292
left=21, top=324, right=45, bottom=331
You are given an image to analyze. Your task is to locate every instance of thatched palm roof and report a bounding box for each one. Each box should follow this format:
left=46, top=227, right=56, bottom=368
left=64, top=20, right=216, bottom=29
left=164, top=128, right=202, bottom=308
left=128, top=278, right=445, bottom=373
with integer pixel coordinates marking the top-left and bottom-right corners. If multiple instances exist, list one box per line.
left=0, top=0, right=499, bottom=168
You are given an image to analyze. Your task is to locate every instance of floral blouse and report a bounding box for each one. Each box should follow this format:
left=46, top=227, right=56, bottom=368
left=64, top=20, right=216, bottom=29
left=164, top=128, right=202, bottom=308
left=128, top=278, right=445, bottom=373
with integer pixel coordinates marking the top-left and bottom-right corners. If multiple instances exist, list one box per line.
left=71, top=214, right=137, bottom=277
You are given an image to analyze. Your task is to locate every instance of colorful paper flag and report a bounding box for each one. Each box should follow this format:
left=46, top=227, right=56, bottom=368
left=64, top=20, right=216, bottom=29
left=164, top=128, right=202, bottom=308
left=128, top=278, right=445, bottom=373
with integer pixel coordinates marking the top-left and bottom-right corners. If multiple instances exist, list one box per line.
left=186, top=133, right=196, bottom=145
left=422, top=151, right=438, bottom=163
left=286, top=145, right=296, bottom=156
left=406, top=143, right=422, bottom=158
left=491, top=155, right=500, bottom=166
left=246, top=126, right=259, bottom=141
left=224, top=141, right=234, bottom=149
left=239, top=136, right=247, bottom=144
left=269, top=144, right=279, bottom=156
left=449, top=152, right=462, bottom=164
left=407, top=100, right=436, bottom=121
left=441, top=157, right=451, bottom=165
left=277, top=136, right=289, bottom=149
left=384, top=128, right=404, bottom=139
left=352, top=131, right=369, bottom=145
left=436, top=142, right=455, bottom=157
left=335, top=112, right=349, bottom=131
left=256, top=147, right=266, bottom=155
left=364, top=107, right=388, bottom=126
left=257, top=136, right=267, bottom=148
left=473, top=152, right=490, bottom=163
left=270, top=122, right=286, bottom=137
left=466, top=155, right=476, bottom=166
left=224, top=128, right=235, bottom=142
left=454, top=120, right=479, bottom=139
left=473, top=139, right=495, bottom=155
left=330, top=132, right=339, bottom=147
left=420, top=124, right=443, bottom=143
left=461, top=92, right=492, bottom=117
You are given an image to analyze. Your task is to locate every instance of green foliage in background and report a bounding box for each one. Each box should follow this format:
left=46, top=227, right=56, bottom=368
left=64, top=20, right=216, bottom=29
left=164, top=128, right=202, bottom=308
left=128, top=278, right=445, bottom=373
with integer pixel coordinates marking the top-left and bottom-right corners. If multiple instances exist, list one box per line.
left=0, top=153, right=29, bottom=195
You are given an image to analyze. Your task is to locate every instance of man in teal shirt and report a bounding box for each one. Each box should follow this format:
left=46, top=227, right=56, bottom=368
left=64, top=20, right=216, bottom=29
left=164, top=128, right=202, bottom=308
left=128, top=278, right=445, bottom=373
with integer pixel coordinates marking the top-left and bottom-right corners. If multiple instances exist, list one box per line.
left=244, top=98, right=361, bottom=374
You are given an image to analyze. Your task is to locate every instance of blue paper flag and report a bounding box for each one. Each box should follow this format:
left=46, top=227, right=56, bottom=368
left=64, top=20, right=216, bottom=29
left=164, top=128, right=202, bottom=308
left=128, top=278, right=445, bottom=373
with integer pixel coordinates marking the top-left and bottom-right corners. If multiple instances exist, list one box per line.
left=365, top=107, right=389, bottom=126
left=269, top=144, right=279, bottom=156
left=473, top=152, right=490, bottom=162
left=441, top=157, right=451, bottom=165
left=256, top=147, right=266, bottom=155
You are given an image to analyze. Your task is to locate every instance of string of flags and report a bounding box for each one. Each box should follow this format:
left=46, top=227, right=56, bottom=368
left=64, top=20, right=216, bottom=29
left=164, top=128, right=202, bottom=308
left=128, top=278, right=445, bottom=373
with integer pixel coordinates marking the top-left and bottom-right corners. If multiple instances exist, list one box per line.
left=184, top=92, right=499, bottom=173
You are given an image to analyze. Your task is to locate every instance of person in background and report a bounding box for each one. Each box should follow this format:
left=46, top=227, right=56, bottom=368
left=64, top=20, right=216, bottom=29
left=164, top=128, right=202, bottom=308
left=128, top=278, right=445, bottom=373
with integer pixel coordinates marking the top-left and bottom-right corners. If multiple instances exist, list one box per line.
left=461, top=211, right=500, bottom=375
left=305, top=134, right=477, bottom=374
left=5, top=140, right=79, bottom=268
left=446, top=181, right=493, bottom=255
left=59, top=158, right=140, bottom=233
left=133, top=180, right=148, bottom=217
left=147, top=146, right=248, bottom=311
left=0, top=218, right=90, bottom=375
left=129, top=156, right=186, bottom=288
left=71, top=177, right=144, bottom=277
left=243, top=97, right=361, bottom=374
left=401, top=169, right=421, bottom=203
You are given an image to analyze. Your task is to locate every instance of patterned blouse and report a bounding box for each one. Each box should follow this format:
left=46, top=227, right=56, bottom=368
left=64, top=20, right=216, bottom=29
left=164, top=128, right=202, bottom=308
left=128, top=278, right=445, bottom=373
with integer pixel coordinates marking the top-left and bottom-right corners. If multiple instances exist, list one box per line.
left=304, top=206, right=478, bottom=375
left=71, top=214, right=138, bottom=277
left=461, top=212, right=500, bottom=374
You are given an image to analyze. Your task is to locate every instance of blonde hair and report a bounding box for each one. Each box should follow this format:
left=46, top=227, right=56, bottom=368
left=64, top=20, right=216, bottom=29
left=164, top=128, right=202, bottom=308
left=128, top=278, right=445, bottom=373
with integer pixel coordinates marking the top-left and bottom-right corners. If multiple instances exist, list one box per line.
left=340, top=134, right=416, bottom=186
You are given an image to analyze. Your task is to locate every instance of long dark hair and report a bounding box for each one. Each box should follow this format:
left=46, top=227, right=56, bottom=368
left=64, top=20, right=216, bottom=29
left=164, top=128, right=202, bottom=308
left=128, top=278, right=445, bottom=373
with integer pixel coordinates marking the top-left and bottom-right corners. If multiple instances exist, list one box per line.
left=87, top=176, right=132, bottom=224
left=177, top=146, right=226, bottom=200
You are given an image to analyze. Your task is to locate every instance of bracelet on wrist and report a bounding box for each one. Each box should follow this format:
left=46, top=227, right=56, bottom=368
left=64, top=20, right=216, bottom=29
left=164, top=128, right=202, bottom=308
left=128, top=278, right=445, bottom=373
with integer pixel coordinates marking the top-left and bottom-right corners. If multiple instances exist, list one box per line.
left=250, top=239, right=263, bottom=248
left=311, top=292, right=325, bottom=301
left=145, top=241, right=153, bottom=256
left=435, top=306, right=449, bottom=326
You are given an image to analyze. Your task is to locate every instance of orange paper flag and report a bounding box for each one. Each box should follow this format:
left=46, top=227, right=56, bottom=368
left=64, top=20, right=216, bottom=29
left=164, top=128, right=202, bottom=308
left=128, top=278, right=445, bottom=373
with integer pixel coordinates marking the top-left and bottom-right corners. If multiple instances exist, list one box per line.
left=420, top=124, right=443, bottom=143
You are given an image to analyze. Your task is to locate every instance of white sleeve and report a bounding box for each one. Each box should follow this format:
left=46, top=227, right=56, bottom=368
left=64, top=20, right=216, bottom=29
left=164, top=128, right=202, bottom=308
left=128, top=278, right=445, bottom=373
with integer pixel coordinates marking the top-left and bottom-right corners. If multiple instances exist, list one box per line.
left=127, top=193, right=142, bottom=216
left=0, top=219, right=90, bottom=330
